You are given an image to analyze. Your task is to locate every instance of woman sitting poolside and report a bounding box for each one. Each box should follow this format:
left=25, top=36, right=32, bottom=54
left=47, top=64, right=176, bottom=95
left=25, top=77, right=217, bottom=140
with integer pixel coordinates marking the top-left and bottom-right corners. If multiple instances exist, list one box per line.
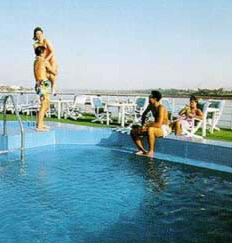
left=172, top=95, right=203, bottom=136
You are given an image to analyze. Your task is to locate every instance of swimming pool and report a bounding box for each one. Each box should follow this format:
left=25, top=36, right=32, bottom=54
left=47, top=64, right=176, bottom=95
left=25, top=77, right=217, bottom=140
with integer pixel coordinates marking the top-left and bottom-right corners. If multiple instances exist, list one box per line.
left=0, top=142, right=232, bottom=242
left=0, top=122, right=232, bottom=242
left=2, top=121, right=232, bottom=173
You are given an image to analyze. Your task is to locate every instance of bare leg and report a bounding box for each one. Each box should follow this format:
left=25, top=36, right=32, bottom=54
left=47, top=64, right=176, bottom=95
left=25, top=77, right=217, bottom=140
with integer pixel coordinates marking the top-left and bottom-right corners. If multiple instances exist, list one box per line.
left=131, top=129, right=147, bottom=154
left=175, top=120, right=182, bottom=136
left=47, top=74, right=56, bottom=95
left=146, top=127, right=163, bottom=157
left=37, top=96, right=49, bottom=131
left=43, top=97, right=50, bottom=129
left=50, top=76, right=56, bottom=95
left=44, top=97, right=50, bottom=114
left=48, top=62, right=58, bottom=95
left=134, top=138, right=147, bottom=154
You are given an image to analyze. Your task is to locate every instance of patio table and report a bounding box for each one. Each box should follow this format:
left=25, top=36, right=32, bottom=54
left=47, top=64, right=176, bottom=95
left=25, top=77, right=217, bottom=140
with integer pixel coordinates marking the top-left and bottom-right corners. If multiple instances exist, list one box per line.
left=50, top=99, right=73, bottom=119
left=106, top=102, right=136, bottom=127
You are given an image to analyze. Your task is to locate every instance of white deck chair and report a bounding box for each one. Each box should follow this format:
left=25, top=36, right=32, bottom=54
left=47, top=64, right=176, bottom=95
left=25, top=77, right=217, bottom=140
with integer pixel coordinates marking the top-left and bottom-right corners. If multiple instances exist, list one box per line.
left=2, top=95, right=22, bottom=114
left=21, top=94, right=40, bottom=115
left=180, top=99, right=224, bottom=138
left=205, top=99, right=225, bottom=133
left=115, top=97, right=149, bottom=133
left=160, top=98, right=175, bottom=121
left=74, top=95, right=89, bottom=113
left=180, top=101, right=210, bottom=139
left=181, top=117, right=204, bottom=139
left=20, top=98, right=40, bottom=126
left=124, top=97, right=149, bottom=125
left=134, top=97, right=149, bottom=123
left=91, top=97, right=112, bottom=124
left=21, top=99, right=40, bottom=114
left=63, top=95, right=83, bottom=120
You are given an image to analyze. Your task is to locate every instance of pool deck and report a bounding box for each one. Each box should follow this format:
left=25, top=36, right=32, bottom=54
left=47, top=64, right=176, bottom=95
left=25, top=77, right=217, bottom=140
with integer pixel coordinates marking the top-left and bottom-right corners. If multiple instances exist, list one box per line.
left=0, top=121, right=232, bottom=173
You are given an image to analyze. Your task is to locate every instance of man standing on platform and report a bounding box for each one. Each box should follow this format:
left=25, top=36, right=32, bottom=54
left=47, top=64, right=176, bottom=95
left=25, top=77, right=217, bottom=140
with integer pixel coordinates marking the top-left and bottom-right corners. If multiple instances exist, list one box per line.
left=34, top=46, right=57, bottom=131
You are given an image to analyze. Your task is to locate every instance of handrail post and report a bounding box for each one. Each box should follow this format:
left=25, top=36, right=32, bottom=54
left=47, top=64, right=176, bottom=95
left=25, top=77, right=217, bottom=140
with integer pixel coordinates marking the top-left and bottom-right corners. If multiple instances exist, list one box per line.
left=21, top=132, right=25, bottom=161
left=2, top=95, right=25, bottom=161
left=3, top=96, right=8, bottom=136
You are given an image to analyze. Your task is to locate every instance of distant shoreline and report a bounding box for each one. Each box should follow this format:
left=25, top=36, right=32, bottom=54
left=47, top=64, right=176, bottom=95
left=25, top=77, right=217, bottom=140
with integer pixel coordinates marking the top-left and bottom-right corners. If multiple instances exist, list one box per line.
left=0, top=90, right=232, bottom=100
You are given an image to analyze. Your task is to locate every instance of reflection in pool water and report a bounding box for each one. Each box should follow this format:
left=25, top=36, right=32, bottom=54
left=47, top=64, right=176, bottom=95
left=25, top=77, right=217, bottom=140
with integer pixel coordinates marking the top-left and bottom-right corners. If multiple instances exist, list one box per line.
left=0, top=144, right=231, bottom=242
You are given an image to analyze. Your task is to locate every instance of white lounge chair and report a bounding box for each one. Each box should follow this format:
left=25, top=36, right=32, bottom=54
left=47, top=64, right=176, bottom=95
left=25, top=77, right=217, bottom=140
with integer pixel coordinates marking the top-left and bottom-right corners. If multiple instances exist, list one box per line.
left=1, top=95, right=22, bottom=114
left=160, top=98, right=175, bottom=121
left=123, top=97, right=149, bottom=125
left=114, top=97, right=149, bottom=133
left=21, top=99, right=40, bottom=115
left=205, top=99, right=225, bottom=133
left=180, top=117, right=205, bottom=139
left=62, top=96, right=83, bottom=120
left=91, top=97, right=112, bottom=124
left=200, top=99, right=225, bottom=136
left=181, top=99, right=225, bottom=138
left=73, top=95, right=89, bottom=113
left=18, top=98, right=39, bottom=126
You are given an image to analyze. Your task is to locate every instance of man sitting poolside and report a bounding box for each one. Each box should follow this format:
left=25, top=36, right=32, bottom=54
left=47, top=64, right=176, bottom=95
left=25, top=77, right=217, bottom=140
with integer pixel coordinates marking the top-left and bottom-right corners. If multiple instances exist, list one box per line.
left=130, top=90, right=171, bottom=158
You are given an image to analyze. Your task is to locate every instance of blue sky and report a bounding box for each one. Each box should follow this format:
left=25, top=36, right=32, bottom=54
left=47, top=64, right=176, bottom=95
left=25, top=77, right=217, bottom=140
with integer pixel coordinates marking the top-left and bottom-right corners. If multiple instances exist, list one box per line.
left=0, top=0, right=231, bottom=90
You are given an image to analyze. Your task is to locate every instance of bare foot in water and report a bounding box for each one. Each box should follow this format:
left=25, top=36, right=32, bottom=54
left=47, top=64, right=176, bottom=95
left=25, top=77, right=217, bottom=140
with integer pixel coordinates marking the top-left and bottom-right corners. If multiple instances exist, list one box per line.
left=135, top=150, right=147, bottom=155
left=138, top=151, right=154, bottom=158
left=145, top=151, right=154, bottom=158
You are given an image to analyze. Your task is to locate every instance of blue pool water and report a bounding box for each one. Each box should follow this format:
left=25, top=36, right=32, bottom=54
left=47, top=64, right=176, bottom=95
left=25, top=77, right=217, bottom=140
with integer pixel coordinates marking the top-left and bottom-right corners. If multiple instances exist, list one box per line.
left=0, top=144, right=231, bottom=242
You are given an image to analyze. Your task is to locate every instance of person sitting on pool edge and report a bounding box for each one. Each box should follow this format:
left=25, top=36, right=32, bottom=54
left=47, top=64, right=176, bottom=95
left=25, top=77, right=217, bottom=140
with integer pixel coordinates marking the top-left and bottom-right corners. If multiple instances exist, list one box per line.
left=34, top=46, right=57, bottom=131
left=130, top=90, right=171, bottom=158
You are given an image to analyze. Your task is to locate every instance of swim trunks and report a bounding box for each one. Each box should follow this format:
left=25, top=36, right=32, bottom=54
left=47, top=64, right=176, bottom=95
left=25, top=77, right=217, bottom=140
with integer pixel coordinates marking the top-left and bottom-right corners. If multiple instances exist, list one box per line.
left=36, top=80, right=51, bottom=98
left=161, top=124, right=171, bottom=137
left=133, top=124, right=171, bottom=138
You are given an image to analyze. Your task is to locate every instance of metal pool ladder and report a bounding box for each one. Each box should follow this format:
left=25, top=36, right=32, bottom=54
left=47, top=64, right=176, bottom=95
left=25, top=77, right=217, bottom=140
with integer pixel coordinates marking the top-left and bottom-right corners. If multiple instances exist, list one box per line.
left=2, top=95, right=25, bottom=161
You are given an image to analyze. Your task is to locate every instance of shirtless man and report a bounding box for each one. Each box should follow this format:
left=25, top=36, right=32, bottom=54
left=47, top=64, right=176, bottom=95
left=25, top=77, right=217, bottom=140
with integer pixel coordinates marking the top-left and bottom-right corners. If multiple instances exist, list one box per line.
left=131, top=90, right=170, bottom=158
left=34, top=46, right=57, bottom=131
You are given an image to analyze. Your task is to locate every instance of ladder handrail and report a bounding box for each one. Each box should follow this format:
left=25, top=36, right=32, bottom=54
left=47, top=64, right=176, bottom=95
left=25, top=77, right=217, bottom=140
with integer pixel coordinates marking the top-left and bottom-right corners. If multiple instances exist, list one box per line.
left=3, top=95, right=25, bottom=161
